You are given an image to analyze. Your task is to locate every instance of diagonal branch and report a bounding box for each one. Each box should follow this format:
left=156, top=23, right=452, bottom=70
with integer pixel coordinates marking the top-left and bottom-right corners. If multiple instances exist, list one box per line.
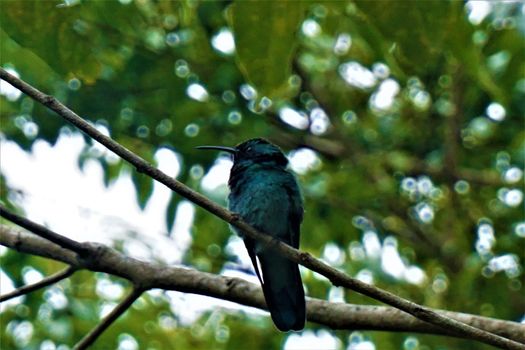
left=0, top=206, right=87, bottom=255
left=1, top=224, right=524, bottom=343
left=0, top=265, right=77, bottom=303
left=73, top=287, right=145, bottom=350
left=1, top=68, right=523, bottom=350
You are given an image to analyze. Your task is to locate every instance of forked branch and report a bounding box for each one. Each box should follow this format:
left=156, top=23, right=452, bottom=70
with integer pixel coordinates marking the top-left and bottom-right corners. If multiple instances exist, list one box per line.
left=1, top=223, right=524, bottom=346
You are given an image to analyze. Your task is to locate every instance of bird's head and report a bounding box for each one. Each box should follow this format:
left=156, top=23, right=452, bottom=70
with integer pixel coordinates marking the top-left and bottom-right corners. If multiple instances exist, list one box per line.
left=197, top=138, right=288, bottom=167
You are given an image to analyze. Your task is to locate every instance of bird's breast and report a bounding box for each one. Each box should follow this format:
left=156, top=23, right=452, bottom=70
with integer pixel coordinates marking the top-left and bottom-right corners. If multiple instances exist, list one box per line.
left=227, top=166, right=301, bottom=244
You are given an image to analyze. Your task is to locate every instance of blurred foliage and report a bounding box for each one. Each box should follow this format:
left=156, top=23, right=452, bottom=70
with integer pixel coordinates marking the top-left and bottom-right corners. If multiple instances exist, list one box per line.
left=1, top=0, right=524, bottom=349
left=228, top=0, right=305, bottom=99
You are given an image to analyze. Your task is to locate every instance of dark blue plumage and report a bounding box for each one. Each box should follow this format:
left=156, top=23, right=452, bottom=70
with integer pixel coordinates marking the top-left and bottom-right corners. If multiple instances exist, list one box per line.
left=197, top=138, right=305, bottom=331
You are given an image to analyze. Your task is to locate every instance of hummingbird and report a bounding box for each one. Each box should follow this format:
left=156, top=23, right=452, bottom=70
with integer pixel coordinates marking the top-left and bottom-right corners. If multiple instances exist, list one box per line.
left=197, top=138, right=306, bottom=331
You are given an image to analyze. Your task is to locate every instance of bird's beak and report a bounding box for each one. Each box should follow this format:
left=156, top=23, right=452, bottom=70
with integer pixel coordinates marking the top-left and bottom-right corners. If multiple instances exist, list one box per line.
left=195, top=145, right=236, bottom=154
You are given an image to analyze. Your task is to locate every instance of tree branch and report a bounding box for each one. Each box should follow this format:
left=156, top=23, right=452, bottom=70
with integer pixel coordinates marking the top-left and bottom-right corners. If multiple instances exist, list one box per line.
left=0, top=265, right=76, bottom=303
left=73, top=287, right=144, bottom=350
left=0, top=206, right=87, bottom=255
left=1, top=224, right=524, bottom=344
left=1, top=68, right=523, bottom=349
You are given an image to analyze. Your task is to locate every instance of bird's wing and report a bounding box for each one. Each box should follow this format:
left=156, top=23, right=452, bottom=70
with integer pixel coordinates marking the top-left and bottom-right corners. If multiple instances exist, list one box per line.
left=284, top=177, right=304, bottom=249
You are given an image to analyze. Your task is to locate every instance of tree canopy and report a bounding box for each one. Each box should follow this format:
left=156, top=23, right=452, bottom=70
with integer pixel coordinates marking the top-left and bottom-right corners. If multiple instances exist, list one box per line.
left=1, top=1, right=524, bottom=349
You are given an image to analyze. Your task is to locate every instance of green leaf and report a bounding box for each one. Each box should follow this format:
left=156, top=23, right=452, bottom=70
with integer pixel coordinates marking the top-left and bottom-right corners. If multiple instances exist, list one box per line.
left=0, top=0, right=149, bottom=83
left=0, top=1, right=102, bottom=80
left=132, top=172, right=154, bottom=210
left=102, top=159, right=123, bottom=187
left=353, top=0, right=507, bottom=101
left=228, top=0, right=306, bottom=99
left=165, top=194, right=180, bottom=235
left=354, top=0, right=455, bottom=72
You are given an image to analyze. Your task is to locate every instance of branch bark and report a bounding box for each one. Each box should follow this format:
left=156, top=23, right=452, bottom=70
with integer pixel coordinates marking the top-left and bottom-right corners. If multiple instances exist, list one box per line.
left=1, top=224, right=524, bottom=344
left=1, top=68, right=523, bottom=349
left=0, top=206, right=87, bottom=254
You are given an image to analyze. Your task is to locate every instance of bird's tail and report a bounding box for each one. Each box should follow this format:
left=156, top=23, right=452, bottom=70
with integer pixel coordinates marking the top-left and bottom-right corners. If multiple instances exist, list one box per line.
left=258, top=253, right=306, bottom=331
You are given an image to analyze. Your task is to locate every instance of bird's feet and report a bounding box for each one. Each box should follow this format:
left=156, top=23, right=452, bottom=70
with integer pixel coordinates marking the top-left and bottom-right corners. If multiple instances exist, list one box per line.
left=230, top=212, right=242, bottom=222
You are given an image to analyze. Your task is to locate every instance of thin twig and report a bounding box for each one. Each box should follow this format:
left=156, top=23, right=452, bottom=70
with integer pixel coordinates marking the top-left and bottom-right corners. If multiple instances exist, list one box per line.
left=73, top=287, right=144, bottom=350
left=1, top=68, right=523, bottom=350
left=2, top=224, right=524, bottom=342
left=0, top=206, right=87, bottom=255
left=0, top=265, right=76, bottom=303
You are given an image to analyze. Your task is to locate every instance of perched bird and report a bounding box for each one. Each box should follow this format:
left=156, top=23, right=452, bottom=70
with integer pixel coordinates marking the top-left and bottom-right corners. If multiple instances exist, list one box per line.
left=197, top=138, right=305, bottom=331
